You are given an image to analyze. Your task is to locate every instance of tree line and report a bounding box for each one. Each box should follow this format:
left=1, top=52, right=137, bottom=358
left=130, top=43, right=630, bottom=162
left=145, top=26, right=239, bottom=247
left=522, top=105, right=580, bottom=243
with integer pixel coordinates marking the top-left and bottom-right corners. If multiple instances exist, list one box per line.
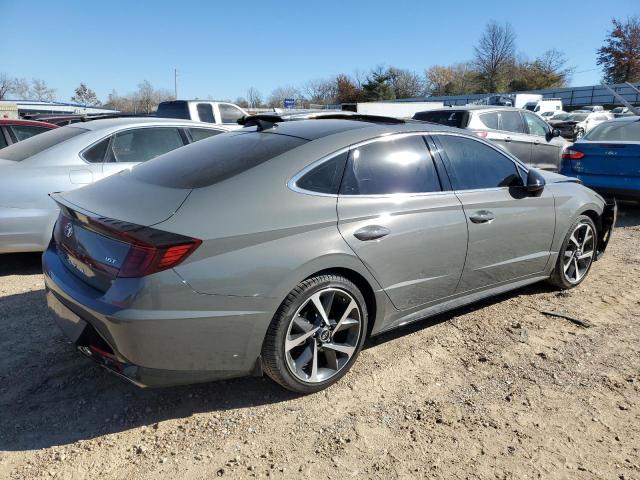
left=0, top=17, right=638, bottom=111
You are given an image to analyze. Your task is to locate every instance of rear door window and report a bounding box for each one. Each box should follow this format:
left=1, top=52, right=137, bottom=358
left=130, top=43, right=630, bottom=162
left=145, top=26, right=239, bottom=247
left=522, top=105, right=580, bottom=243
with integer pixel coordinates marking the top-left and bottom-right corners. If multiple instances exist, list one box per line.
left=340, top=135, right=441, bottom=195
left=196, top=104, right=215, bottom=123
left=479, top=112, right=499, bottom=130
left=0, top=126, right=87, bottom=161
left=82, top=137, right=111, bottom=163
left=0, top=128, right=8, bottom=149
left=109, top=127, right=185, bottom=163
left=132, top=131, right=308, bottom=188
left=296, top=151, right=348, bottom=194
left=437, top=134, right=522, bottom=190
left=499, top=112, right=525, bottom=133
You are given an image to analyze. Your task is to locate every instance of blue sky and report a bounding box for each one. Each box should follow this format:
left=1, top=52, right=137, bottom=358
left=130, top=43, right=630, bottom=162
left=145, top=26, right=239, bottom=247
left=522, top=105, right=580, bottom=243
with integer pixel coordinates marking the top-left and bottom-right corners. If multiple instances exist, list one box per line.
left=3, top=0, right=638, bottom=102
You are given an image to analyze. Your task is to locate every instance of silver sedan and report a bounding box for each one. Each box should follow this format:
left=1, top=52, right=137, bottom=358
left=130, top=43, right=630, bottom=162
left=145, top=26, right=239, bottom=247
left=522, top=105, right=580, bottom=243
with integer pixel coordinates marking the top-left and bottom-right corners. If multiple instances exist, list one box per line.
left=0, top=118, right=230, bottom=253
left=43, top=115, right=616, bottom=393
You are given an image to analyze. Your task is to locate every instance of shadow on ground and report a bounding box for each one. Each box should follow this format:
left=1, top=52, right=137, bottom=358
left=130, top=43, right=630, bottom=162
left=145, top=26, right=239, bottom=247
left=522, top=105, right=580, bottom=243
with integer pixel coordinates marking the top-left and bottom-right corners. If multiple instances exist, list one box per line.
left=615, top=204, right=640, bottom=228
left=0, top=252, right=42, bottom=276
left=0, top=279, right=555, bottom=451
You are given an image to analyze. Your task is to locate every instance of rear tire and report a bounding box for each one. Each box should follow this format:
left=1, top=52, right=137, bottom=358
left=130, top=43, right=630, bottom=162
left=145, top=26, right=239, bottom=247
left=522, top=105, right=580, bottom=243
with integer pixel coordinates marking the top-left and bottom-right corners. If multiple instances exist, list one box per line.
left=262, top=274, right=368, bottom=394
left=548, top=215, right=597, bottom=289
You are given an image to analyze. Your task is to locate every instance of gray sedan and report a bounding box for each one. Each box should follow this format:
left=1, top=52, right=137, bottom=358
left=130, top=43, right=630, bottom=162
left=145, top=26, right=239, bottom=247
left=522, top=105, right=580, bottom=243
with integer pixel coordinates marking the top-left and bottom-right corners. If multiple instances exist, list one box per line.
left=43, top=116, right=615, bottom=393
left=0, top=118, right=229, bottom=253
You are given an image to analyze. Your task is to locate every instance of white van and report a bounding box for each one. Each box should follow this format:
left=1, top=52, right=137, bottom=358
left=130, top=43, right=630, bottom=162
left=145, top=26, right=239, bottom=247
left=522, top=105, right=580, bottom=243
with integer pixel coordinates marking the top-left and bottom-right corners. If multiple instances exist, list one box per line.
left=156, top=101, right=248, bottom=128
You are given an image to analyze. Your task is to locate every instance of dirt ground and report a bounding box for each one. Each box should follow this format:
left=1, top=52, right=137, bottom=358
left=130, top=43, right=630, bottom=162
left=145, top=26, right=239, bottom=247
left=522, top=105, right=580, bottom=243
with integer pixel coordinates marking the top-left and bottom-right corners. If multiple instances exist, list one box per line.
left=0, top=208, right=639, bottom=480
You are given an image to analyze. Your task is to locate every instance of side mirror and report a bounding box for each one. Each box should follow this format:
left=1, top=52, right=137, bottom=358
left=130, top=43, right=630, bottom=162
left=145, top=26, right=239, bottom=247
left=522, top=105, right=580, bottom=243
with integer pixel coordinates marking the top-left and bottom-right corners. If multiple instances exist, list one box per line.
left=551, top=128, right=560, bottom=137
left=526, top=169, right=546, bottom=194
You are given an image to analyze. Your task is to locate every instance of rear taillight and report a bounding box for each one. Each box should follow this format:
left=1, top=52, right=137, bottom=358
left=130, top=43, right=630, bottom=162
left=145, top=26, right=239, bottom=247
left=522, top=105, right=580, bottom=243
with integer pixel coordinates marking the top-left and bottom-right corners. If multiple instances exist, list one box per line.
left=117, top=239, right=201, bottom=278
left=561, top=148, right=585, bottom=160
left=475, top=130, right=488, bottom=138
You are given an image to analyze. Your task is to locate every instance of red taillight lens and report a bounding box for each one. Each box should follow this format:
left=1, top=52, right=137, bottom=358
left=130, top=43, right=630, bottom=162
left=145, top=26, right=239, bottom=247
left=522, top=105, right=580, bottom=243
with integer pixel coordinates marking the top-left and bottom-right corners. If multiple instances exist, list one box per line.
left=117, top=239, right=201, bottom=278
left=561, top=148, right=585, bottom=160
left=79, top=215, right=201, bottom=278
left=475, top=130, right=488, bottom=138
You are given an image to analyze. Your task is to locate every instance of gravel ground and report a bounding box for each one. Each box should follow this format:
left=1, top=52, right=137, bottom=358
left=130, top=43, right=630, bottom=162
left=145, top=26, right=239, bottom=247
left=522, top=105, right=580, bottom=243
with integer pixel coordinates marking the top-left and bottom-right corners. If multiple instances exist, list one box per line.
left=0, top=207, right=639, bottom=480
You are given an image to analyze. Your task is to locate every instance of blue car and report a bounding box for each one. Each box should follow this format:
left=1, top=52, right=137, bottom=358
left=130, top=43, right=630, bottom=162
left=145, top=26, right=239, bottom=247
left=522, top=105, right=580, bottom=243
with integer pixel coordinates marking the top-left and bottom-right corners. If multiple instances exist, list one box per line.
left=560, top=117, right=640, bottom=200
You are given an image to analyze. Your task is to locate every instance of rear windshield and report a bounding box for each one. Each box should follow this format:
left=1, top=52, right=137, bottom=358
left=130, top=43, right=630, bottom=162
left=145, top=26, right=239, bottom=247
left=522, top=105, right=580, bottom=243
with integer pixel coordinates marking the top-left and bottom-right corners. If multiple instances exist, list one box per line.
left=413, top=110, right=468, bottom=128
left=0, top=126, right=87, bottom=161
left=584, top=120, right=640, bottom=141
left=156, top=101, right=190, bottom=120
left=568, top=113, right=588, bottom=122
left=132, top=131, right=308, bottom=188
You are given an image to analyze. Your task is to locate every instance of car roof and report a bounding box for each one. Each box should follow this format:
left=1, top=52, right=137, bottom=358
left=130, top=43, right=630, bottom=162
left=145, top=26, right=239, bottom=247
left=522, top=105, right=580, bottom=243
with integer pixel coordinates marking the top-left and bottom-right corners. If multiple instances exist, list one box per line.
left=242, top=117, right=470, bottom=143
left=0, top=119, right=59, bottom=127
left=422, top=105, right=524, bottom=112
left=77, top=117, right=233, bottom=131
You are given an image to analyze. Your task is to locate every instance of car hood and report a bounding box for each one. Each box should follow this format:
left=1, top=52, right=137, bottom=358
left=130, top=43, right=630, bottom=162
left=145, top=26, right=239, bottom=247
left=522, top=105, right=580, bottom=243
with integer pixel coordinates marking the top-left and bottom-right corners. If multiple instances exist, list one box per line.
left=0, top=158, right=18, bottom=167
left=56, top=169, right=192, bottom=226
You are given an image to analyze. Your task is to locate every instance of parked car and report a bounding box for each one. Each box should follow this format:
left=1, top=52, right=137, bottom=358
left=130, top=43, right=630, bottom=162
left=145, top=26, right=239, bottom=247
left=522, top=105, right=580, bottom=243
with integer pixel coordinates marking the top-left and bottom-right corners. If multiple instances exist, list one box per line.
left=0, top=118, right=230, bottom=253
left=157, top=100, right=247, bottom=128
left=540, top=110, right=567, bottom=121
left=43, top=115, right=615, bottom=393
left=560, top=117, right=640, bottom=201
left=0, top=119, right=58, bottom=149
left=413, top=106, right=567, bottom=171
left=547, top=112, right=571, bottom=125
left=580, top=105, right=605, bottom=112
left=553, top=111, right=614, bottom=141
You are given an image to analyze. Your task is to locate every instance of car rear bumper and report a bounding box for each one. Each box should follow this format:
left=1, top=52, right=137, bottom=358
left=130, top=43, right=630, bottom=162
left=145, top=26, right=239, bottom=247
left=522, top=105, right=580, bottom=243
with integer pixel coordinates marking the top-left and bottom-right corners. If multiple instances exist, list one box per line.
left=43, top=244, right=275, bottom=387
left=558, top=170, right=640, bottom=201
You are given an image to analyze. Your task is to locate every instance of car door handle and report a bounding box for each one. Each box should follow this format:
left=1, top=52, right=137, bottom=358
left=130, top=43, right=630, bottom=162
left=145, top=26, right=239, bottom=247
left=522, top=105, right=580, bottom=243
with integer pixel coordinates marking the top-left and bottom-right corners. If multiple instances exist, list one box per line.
left=504, top=136, right=512, bottom=142
left=353, top=225, right=390, bottom=241
left=469, top=210, right=495, bottom=224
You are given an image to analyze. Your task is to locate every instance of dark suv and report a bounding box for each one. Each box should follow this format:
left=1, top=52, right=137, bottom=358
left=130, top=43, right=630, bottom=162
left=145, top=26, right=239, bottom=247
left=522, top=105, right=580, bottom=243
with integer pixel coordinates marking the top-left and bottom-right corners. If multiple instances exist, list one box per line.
left=414, top=106, right=568, bottom=171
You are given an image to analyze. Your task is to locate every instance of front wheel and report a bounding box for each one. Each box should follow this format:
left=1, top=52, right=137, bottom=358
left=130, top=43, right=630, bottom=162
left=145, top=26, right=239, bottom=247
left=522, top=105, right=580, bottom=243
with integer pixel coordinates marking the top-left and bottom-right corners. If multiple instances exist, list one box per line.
left=548, top=215, right=597, bottom=289
left=262, top=274, right=368, bottom=394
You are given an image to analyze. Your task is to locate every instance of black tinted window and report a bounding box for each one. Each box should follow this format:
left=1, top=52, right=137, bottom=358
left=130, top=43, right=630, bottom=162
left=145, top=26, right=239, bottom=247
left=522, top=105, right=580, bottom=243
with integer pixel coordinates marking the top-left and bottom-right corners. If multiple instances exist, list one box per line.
left=413, top=110, right=468, bottom=128
left=83, top=137, right=110, bottom=163
left=0, top=126, right=87, bottom=161
left=438, top=135, right=522, bottom=190
left=296, top=151, right=348, bottom=194
left=479, top=112, right=499, bottom=130
left=189, top=128, right=221, bottom=142
left=196, top=104, right=215, bottom=123
left=156, top=101, right=190, bottom=120
left=499, top=111, right=524, bottom=133
left=340, top=135, right=441, bottom=195
left=0, top=128, right=7, bottom=149
left=132, top=131, right=308, bottom=188
left=219, top=104, right=245, bottom=124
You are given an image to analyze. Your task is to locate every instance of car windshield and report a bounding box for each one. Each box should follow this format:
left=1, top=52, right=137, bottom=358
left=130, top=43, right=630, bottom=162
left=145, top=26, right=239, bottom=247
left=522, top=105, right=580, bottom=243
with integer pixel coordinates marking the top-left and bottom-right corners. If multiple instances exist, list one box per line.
left=567, top=113, right=588, bottom=122
left=132, top=131, right=309, bottom=188
left=583, top=120, right=640, bottom=141
left=0, top=126, right=87, bottom=161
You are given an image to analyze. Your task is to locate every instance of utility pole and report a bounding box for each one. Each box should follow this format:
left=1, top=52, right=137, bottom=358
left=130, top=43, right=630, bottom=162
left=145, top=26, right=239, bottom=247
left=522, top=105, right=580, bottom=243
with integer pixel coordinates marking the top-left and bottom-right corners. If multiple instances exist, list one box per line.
left=174, top=68, right=178, bottom=99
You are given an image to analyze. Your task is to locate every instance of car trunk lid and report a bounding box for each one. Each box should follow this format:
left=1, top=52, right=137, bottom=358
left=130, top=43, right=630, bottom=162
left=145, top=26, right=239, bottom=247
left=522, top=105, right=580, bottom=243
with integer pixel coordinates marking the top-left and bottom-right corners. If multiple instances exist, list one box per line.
left=571, top=142, right=640, bottom=176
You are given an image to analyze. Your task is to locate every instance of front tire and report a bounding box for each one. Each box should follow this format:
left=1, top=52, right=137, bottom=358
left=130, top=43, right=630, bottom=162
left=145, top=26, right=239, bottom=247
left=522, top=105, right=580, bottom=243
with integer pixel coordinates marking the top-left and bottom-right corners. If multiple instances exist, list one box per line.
left=548, top=215, right=597, bottom=289
left=262, top=274, right=368, bottom=394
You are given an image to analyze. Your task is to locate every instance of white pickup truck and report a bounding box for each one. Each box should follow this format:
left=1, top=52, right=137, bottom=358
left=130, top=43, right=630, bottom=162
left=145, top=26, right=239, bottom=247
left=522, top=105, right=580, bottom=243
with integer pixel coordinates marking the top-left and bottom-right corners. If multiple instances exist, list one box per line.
left=156, top=101, right=248, bottom=128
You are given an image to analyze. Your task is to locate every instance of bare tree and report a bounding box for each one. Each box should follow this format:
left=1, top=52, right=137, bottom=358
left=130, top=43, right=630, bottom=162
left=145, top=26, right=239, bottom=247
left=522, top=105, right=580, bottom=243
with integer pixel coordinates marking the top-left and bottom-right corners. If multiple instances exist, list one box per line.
left=0, top=73, right=12, bottom=100
left=30, top=78, right=57, bottom=101
left=387, top=67, right=425, bottom=99
left=425, top=65, right=455, bottom=96
left=303, top=78, right=337, bottom=105
left=71, top=83, right=101, bottom=106
left=473, top=21, right=516, bottom=93
left=11, top=78, right=30, bottom=98
left=267, top=86, right=301, bottom=108
left=246, top=87, right=263, bottom=108
left=235, top=97, right=249, bottom=108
